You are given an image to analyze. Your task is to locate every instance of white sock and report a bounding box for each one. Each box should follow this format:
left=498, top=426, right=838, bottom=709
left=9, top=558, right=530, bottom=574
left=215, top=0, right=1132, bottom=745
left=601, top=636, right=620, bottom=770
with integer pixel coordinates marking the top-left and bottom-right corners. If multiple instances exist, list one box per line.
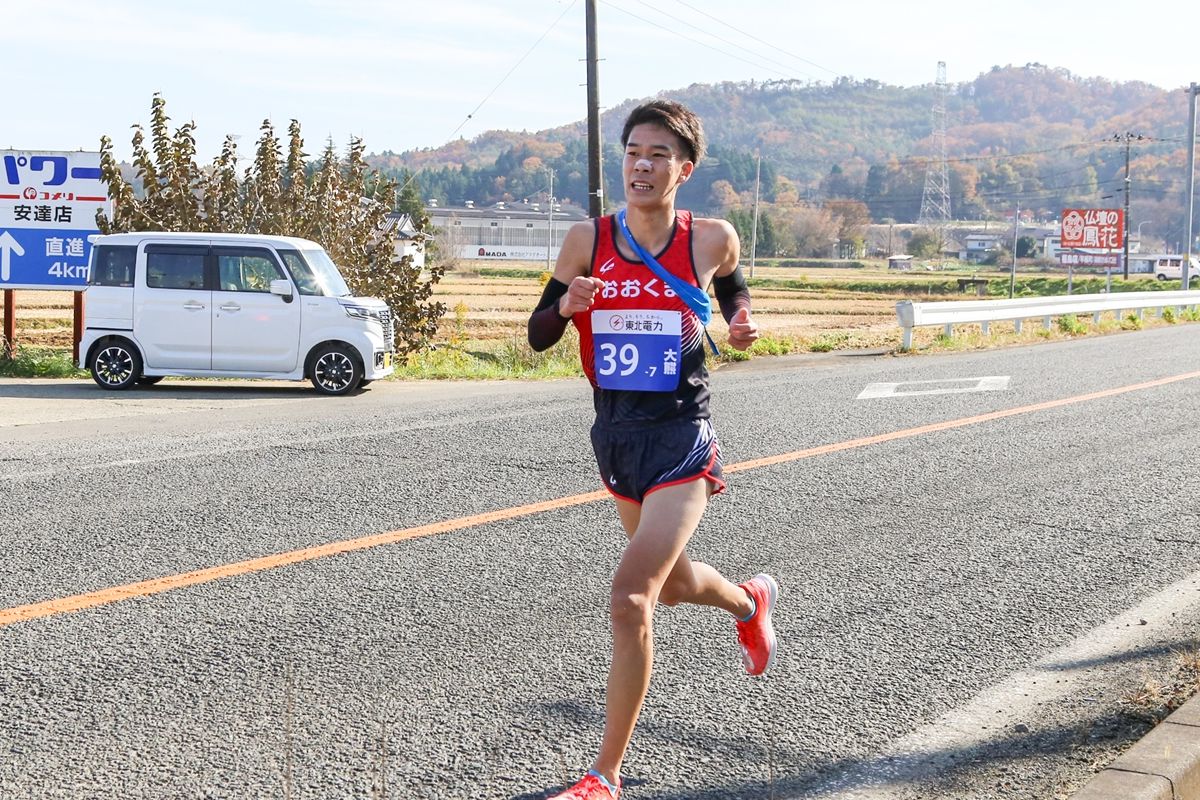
left=587, top=769, right=620, bottom=797
left=736, top=592, right=757, bottom=622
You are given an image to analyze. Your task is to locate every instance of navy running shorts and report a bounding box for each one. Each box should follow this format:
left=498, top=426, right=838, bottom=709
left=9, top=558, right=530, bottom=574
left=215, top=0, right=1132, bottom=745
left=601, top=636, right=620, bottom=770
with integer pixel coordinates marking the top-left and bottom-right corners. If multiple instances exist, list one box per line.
left=590, top=417, right=725, bottom=504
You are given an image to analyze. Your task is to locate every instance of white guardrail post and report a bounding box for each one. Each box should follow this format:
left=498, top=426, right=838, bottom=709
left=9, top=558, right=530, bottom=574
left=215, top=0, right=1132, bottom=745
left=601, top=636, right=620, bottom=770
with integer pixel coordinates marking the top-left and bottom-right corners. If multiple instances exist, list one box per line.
left=895, top=290, right=1200, bottom=351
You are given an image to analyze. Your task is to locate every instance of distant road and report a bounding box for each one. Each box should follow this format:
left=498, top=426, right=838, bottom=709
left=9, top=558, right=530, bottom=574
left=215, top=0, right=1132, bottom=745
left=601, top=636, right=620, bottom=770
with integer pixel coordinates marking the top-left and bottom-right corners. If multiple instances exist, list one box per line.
left=3, top=326, right=1200, bottom=799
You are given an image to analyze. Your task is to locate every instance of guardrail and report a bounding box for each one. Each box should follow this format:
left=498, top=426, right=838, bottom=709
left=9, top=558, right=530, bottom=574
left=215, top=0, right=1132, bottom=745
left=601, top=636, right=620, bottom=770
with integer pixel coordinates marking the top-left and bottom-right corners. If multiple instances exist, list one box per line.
left=895, top=290, right=1200, bottom=350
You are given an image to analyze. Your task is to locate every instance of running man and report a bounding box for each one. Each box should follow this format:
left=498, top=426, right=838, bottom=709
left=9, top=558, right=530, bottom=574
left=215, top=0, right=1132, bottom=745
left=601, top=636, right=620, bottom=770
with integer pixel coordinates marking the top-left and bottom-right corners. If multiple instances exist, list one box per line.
left=526, top=99, right=778, bottom=800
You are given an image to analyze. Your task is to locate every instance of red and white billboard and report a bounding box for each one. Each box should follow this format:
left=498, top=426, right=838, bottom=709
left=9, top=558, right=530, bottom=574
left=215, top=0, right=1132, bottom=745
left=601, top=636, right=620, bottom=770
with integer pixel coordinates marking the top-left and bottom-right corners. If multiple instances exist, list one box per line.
left=1060, top=208, right=1124, bottom=250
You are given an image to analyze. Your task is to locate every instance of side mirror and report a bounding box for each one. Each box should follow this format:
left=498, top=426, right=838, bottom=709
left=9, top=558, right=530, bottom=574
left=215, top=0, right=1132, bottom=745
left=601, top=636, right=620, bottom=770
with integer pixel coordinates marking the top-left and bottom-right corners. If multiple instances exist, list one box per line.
left=270, top=279, right=294, bottom=302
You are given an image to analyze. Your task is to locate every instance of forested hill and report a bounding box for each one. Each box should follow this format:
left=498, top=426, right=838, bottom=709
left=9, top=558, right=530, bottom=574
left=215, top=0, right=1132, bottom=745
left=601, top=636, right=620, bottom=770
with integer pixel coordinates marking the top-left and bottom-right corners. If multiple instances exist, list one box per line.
left=369, top=64, right=1192, bottom=229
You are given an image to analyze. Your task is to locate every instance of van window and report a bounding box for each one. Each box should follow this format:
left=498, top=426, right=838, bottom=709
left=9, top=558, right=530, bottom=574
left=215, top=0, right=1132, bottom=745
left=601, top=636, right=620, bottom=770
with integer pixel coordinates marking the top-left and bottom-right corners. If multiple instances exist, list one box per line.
left=90, top=245, right=136, bottom=287
left=215, top=248, right=285, bottom=292
left=278, top=248, right=350, bottom=297
left=146, top=247, right=207, bottom=290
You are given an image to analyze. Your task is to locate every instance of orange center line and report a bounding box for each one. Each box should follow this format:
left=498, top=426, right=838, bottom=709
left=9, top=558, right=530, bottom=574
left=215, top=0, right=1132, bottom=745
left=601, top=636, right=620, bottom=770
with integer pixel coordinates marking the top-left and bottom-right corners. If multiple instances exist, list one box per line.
left=5, top=369, right=1200, bottom=628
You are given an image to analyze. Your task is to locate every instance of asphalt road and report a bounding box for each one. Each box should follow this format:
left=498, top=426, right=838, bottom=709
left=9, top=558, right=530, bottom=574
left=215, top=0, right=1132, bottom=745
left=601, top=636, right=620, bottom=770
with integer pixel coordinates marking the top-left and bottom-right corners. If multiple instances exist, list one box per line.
left=3, top=326, right=1200, bottom=800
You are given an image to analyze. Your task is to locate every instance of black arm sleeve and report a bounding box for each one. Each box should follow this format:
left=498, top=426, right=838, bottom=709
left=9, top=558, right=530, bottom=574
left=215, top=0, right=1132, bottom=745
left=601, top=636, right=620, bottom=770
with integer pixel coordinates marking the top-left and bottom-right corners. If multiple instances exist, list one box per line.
left=527, top=278, right=572, bottom=352
left=712, top=266, right=751, bottom=323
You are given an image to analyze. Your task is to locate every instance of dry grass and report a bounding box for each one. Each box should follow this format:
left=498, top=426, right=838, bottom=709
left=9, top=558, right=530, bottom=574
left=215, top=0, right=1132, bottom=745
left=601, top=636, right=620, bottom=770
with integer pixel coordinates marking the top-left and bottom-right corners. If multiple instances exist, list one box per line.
left=432, top=263, right=906, bottom=351
left=1120, top=649, right=1200, bottom=725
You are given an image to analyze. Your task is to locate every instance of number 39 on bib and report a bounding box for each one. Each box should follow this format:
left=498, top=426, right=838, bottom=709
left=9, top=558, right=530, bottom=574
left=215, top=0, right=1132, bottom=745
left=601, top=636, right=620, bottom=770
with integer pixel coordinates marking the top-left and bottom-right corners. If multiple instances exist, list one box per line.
left=591, top=309, right=682, bottom=392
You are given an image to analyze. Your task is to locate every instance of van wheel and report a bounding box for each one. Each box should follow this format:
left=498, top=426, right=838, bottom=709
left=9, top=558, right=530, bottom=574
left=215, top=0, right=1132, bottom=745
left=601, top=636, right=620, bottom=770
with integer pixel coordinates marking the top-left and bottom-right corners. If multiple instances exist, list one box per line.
left=310, top=344, right=362, bottom=395
left=137, top=376, right=164, bottom=386
left=1157, top=273, right=1168, bottom=281
left=91, top=341, right=142, bottom=390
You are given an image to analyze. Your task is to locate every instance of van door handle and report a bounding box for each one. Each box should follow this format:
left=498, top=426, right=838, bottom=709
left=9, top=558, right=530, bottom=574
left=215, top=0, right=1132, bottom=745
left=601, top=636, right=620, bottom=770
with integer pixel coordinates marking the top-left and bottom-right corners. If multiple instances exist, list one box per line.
left=183, top=302, right=206, bottom=311
left=219, top=303, right=241, bottom=312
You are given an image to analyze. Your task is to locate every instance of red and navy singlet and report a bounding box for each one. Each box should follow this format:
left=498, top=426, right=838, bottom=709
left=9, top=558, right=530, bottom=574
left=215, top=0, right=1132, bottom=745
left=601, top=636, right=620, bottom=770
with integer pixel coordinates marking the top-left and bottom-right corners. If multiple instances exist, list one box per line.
left=573, top=211, right=710, bottom=427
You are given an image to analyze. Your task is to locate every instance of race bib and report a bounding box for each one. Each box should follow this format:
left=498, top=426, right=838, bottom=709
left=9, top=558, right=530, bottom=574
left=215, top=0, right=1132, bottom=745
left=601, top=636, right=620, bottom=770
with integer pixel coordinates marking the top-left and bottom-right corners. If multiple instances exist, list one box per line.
left=591, top=309, right=682, bottom=392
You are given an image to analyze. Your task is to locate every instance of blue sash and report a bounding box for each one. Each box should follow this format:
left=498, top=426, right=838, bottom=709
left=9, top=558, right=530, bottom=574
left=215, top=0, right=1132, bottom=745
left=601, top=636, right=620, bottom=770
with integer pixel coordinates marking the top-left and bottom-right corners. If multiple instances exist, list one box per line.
left=615, top=210, right=720, bottom=355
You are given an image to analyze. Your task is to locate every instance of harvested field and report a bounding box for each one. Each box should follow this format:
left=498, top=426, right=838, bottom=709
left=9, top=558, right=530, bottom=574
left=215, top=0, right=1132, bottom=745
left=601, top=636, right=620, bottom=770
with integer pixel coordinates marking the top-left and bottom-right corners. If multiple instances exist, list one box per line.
left=433, top=263, right=908, bottom=350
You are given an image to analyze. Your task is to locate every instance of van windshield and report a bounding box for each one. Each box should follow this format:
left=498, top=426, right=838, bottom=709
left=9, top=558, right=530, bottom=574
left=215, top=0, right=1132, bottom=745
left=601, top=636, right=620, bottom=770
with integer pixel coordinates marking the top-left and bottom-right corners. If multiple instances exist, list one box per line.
left=278, top=248, right=351, bottom=297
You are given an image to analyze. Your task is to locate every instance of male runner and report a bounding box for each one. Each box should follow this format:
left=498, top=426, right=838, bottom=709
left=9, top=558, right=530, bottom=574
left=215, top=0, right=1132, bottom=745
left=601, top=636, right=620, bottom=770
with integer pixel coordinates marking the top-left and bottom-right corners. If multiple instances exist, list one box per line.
left=527, top=100, right=777, bottom=800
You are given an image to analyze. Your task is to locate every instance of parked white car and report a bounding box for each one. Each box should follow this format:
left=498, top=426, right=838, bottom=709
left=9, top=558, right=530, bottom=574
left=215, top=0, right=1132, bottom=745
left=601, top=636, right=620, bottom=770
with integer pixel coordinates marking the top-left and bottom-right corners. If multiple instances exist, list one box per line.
left=80, top=232, right=395, bottom=395
left=1130, top=254, right=1200, bottom=283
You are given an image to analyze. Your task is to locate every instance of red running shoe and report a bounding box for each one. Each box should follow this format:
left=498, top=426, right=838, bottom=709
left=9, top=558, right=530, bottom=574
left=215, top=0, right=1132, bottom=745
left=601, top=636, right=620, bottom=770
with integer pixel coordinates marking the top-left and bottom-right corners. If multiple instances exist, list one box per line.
left=550, top=771, right=621, bottom=799
left=736, top=573, right=778, bottom=676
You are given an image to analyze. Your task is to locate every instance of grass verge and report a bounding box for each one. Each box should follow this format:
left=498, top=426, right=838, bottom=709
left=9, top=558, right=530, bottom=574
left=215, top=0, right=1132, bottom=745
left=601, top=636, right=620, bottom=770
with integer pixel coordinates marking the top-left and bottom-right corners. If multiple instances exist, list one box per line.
left=0, top=345, right=86, bottom=378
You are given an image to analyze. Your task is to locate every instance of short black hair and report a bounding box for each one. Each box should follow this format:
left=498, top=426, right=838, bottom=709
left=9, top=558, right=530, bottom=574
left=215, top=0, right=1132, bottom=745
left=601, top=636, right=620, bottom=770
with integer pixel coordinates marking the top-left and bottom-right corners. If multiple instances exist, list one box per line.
left=620, top=100, right=705, bottom=164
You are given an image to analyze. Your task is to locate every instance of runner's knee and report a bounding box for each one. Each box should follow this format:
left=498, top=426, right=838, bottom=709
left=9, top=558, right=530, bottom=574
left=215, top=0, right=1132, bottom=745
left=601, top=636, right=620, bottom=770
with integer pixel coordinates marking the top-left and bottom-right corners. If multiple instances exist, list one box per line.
left=610, top=584, right=655, bottom=628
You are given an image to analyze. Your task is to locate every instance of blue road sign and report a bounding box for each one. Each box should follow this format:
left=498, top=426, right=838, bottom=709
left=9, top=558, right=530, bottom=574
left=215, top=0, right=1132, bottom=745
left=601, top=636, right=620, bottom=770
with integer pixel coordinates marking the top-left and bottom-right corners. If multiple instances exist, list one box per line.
left=0, top=150, right=108, bottom=291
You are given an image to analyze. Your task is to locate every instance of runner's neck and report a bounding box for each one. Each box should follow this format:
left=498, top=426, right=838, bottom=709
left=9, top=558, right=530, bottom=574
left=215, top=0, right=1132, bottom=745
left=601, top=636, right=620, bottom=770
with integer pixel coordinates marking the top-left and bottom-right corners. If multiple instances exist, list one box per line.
left=621, top=206, right=677, bottom=255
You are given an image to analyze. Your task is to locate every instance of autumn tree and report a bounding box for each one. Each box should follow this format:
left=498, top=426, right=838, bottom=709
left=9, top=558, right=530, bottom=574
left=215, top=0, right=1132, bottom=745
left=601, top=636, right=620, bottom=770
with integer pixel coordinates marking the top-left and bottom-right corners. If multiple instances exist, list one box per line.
left=96, top=94, right=444, bottom=354
left=907, top=230, right=942, bottom=258
left=824, top=199, right=871, bottom=254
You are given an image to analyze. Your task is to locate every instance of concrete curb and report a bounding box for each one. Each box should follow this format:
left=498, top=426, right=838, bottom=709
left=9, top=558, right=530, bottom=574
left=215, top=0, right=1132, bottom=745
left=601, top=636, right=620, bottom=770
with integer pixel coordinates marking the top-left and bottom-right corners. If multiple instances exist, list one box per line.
left=1071, top=694, right=1200, bottom=799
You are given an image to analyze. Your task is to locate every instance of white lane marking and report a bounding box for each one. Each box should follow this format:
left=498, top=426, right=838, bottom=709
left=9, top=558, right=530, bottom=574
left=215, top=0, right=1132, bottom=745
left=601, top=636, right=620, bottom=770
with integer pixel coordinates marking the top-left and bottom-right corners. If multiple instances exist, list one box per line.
left=803, top=570, right=1200, bottom=798
left=857, top=376, right=1011, bottom=400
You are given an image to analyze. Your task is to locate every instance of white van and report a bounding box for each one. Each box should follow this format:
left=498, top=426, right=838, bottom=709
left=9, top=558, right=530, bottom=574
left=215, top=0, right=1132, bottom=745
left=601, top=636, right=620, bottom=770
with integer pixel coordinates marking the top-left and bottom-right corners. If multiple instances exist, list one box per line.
left=1129, top=254, right=1200, bottom=283
left=79, top=232, right=395, bottom=395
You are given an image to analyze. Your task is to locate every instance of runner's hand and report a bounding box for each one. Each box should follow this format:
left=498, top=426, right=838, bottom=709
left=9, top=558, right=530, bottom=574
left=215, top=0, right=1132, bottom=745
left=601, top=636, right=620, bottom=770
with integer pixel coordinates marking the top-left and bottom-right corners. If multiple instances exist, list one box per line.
left=727, top=307, right=760, bottom=351
left=558, top=276, right=606, bottom=317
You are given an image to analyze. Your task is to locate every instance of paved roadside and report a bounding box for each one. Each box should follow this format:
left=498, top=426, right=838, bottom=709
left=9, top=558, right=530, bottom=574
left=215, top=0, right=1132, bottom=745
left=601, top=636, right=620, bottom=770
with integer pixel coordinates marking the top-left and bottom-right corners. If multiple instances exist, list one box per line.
left=0, top=377, right=316, bottom=428
left=1071, top=696, right=1200, bottom=799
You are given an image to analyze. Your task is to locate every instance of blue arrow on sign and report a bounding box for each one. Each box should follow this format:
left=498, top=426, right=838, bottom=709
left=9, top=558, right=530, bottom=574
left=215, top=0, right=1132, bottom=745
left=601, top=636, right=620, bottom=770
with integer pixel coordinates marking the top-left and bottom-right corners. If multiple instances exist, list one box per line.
left=0, top=230, right=25, bottom=281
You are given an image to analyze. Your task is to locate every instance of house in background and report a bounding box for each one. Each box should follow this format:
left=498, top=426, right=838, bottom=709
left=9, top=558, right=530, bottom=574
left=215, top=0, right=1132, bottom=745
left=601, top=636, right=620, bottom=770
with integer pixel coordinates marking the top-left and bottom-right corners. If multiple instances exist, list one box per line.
left=382, top=212, right=425, bottom=268
left=961, top=233, right=1003, bottom=262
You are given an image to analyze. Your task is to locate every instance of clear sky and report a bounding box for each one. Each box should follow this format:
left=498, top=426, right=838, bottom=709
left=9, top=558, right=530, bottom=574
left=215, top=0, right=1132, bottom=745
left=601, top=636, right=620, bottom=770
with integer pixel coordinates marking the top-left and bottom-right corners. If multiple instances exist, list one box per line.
left=3, top=0, right=1195, bottom=161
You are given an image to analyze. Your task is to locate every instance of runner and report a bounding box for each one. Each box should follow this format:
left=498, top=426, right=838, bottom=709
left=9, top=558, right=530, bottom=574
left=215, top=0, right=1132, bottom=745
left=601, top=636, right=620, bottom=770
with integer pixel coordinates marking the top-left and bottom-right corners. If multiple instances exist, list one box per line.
left=526, top=99, right=778, bottom=800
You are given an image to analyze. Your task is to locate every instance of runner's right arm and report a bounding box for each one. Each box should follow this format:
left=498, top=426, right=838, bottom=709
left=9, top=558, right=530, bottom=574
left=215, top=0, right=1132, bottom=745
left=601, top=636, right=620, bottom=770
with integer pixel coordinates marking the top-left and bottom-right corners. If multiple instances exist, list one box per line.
left=527, top=222, right=604, bottom=351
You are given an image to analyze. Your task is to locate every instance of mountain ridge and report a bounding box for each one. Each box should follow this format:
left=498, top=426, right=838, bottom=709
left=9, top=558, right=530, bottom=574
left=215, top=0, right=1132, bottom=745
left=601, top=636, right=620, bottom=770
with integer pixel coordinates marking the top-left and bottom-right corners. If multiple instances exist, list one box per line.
left=367, top=63, right=1194, bottom=243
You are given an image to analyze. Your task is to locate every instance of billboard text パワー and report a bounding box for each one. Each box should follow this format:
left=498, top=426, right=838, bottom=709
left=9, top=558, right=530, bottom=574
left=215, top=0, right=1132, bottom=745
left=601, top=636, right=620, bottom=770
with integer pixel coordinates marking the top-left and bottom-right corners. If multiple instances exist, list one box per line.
left=0, top=151, right=109, bottom=290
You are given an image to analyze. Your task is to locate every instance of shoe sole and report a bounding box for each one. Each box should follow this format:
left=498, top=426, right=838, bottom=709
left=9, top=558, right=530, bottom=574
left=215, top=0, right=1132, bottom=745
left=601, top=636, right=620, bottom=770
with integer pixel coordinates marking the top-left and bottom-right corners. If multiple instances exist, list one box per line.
left=752, top=573, right=778, bottom=675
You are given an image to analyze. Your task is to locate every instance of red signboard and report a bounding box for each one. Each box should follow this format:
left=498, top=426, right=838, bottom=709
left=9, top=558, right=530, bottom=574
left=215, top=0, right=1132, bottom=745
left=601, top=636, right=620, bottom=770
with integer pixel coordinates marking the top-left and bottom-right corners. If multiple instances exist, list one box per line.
left=1060, top=208, right=1124, bottom=249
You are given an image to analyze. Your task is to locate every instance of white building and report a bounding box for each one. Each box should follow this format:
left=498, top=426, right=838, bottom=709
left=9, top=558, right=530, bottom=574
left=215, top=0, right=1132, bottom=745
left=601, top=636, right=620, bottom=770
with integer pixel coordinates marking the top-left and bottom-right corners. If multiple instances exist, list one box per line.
left=960, top=233, right=1003, bottom=262
left=428, top=201, right=589, bottom=262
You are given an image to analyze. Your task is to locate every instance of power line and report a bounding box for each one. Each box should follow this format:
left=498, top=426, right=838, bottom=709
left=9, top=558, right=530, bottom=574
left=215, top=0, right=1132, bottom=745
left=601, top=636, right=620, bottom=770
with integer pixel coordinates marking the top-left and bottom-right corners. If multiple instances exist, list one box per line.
left=445, top=1, right=580, bottom=141
left=860, top=178, right=1122, bottom=209
left=885, top=139, right=1114, bottom=167
left=599, top=0, right=819, bottom=83
left=396, top=0, right=579, bottom=196
left=630, top=0, right=827, bottom=82
left=670, top=0, right=841, bottom=78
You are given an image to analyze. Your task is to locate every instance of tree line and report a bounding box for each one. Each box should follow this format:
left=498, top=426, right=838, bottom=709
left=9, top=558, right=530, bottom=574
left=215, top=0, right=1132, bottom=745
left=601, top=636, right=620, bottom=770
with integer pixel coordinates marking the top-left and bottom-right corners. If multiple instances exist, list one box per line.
left=97, top=94, right=444, bottom=354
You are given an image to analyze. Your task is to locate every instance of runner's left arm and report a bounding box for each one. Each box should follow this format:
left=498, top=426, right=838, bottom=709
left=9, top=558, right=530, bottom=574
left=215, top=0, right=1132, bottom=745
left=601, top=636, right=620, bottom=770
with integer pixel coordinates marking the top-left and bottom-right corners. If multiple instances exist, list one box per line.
left=706, top=219, right=760, bottom=351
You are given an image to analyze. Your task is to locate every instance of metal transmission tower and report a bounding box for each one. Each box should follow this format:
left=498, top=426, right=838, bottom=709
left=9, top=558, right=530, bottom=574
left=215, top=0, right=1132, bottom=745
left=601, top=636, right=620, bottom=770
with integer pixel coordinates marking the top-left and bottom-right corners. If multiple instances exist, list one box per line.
left=918, top=62, right=952, bottom=236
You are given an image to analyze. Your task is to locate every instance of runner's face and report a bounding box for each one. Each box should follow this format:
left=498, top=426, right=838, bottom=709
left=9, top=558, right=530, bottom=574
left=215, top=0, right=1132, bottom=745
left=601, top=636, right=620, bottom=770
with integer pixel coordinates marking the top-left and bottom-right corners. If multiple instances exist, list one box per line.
left=622, top=123, right=694, bottom=207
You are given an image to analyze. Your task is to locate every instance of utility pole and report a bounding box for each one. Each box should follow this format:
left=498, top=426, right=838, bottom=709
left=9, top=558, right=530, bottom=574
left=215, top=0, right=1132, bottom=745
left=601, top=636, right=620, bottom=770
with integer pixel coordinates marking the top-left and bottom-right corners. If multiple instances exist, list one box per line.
left=546, top=167, right=555, bottom=271
left=1185, top=83, right=1198, bottom=289
left=749, top=151, right=761, bottom=278
left=1009, top=201, right=1019, bottom=298
left=585, top=0, right=603, bottom=218
left=1114, top=131, right=1144, bottom=279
